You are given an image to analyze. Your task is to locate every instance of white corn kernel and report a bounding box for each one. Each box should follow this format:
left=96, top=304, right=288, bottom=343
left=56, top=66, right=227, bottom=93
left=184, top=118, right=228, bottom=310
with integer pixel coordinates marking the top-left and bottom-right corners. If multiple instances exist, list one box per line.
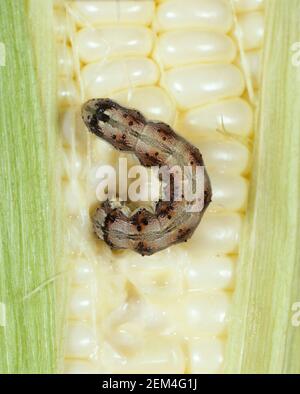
left=237, top=49, right=262, bottom=89
left=163, top=64, right=245, bottom=109
left=192, top=213, right=242, bottom=254
left=197, top=139, right=250, bottom=175
left=72, top=258, right=95, bottom=286
left=57, top=44, right=74, bottom=77
left=185, top=253, right=235, bottom=291
left=180, top=292, right=230, bottom=336
left=111, top=86, right=176, bottom=125
left=76, top=26, right=153, bottom=63
left=209, top=172, right=249, bottom=211
left=178, top=98, right=253, bottom=137
left=82, top=57, right=159, bottom=99
left=60, top=107, right=87, bottom=152
left=68, top=287, right=94, bottom=320
left=156, top=0, right=233, bottom=33
left=152, top=292, right=230, bottom=337
left=65, top=322, right=97, bottom=359
left=234, top=0, right=264, bottom=13
left=235, top=12, right=264, bottom=51
left=69, top=0, right=155, bottom=27
left=188, top=338, right=224, bottom=374
left=155, top=31, right=236, bottom=68
left=58, top=78, right=80, bottom=107
left=54, top=10, right=68, bottom=42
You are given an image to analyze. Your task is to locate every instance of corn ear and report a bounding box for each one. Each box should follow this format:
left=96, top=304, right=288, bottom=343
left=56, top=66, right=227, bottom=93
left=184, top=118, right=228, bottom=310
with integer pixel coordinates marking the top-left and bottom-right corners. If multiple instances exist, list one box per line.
left=225, top=0, right=300, bottom=374
left=1, top=0, right=299, bottom=374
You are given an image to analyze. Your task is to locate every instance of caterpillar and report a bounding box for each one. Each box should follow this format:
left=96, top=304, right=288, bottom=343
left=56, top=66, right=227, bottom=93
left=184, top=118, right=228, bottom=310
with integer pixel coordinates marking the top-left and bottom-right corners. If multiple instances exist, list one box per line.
left=82, top=98, right=212, bottom=256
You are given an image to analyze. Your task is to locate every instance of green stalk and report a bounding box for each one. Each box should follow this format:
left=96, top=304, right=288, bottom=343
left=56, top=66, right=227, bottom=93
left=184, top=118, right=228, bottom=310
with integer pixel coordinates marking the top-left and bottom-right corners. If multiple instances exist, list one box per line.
left=225, top=0, right=300, bottom=374
left=0, top=0, right=62, bottom=373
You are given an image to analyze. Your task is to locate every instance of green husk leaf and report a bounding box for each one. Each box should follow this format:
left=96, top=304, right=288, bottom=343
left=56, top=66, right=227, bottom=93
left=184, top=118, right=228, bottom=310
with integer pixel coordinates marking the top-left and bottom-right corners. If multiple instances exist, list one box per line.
left=225, top=0, right=300, bottom=374
left=0, top=0, right=62, bottom=373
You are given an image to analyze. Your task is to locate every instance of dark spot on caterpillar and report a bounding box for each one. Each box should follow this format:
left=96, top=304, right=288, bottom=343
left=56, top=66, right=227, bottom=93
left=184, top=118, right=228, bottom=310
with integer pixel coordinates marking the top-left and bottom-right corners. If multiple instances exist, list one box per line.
left=176, top=227, right=192, bottom=242
left=137, top=242, right=144, bottom=253
left=136, top=241, right=152, bottom=256
left=82, top=98, right=212, bottom=256
left=97, top=111, right=110, bottom=123
left=107, top=212, right=117, bottom=223
left=94, top=100, right=114, bottom=122
left=88, top=115, right=101, bottom=134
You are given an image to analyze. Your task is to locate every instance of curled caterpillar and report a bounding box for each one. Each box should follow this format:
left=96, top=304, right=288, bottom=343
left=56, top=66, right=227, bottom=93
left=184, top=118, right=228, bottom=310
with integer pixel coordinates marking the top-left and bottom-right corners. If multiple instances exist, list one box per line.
left=82, top=98, right=212, bottom=256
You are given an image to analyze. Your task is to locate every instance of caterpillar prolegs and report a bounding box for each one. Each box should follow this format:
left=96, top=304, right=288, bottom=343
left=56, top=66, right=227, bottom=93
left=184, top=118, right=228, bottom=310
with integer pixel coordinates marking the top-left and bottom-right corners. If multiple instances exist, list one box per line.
left=82, top=99, right=212, bottom=256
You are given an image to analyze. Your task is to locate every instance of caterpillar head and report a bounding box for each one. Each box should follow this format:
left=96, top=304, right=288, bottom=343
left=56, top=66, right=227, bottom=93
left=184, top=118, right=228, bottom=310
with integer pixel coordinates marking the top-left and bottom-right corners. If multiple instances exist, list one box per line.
left=81, top=98, right=118, bottom=136
left=81, top=98, right=146, bottom=151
